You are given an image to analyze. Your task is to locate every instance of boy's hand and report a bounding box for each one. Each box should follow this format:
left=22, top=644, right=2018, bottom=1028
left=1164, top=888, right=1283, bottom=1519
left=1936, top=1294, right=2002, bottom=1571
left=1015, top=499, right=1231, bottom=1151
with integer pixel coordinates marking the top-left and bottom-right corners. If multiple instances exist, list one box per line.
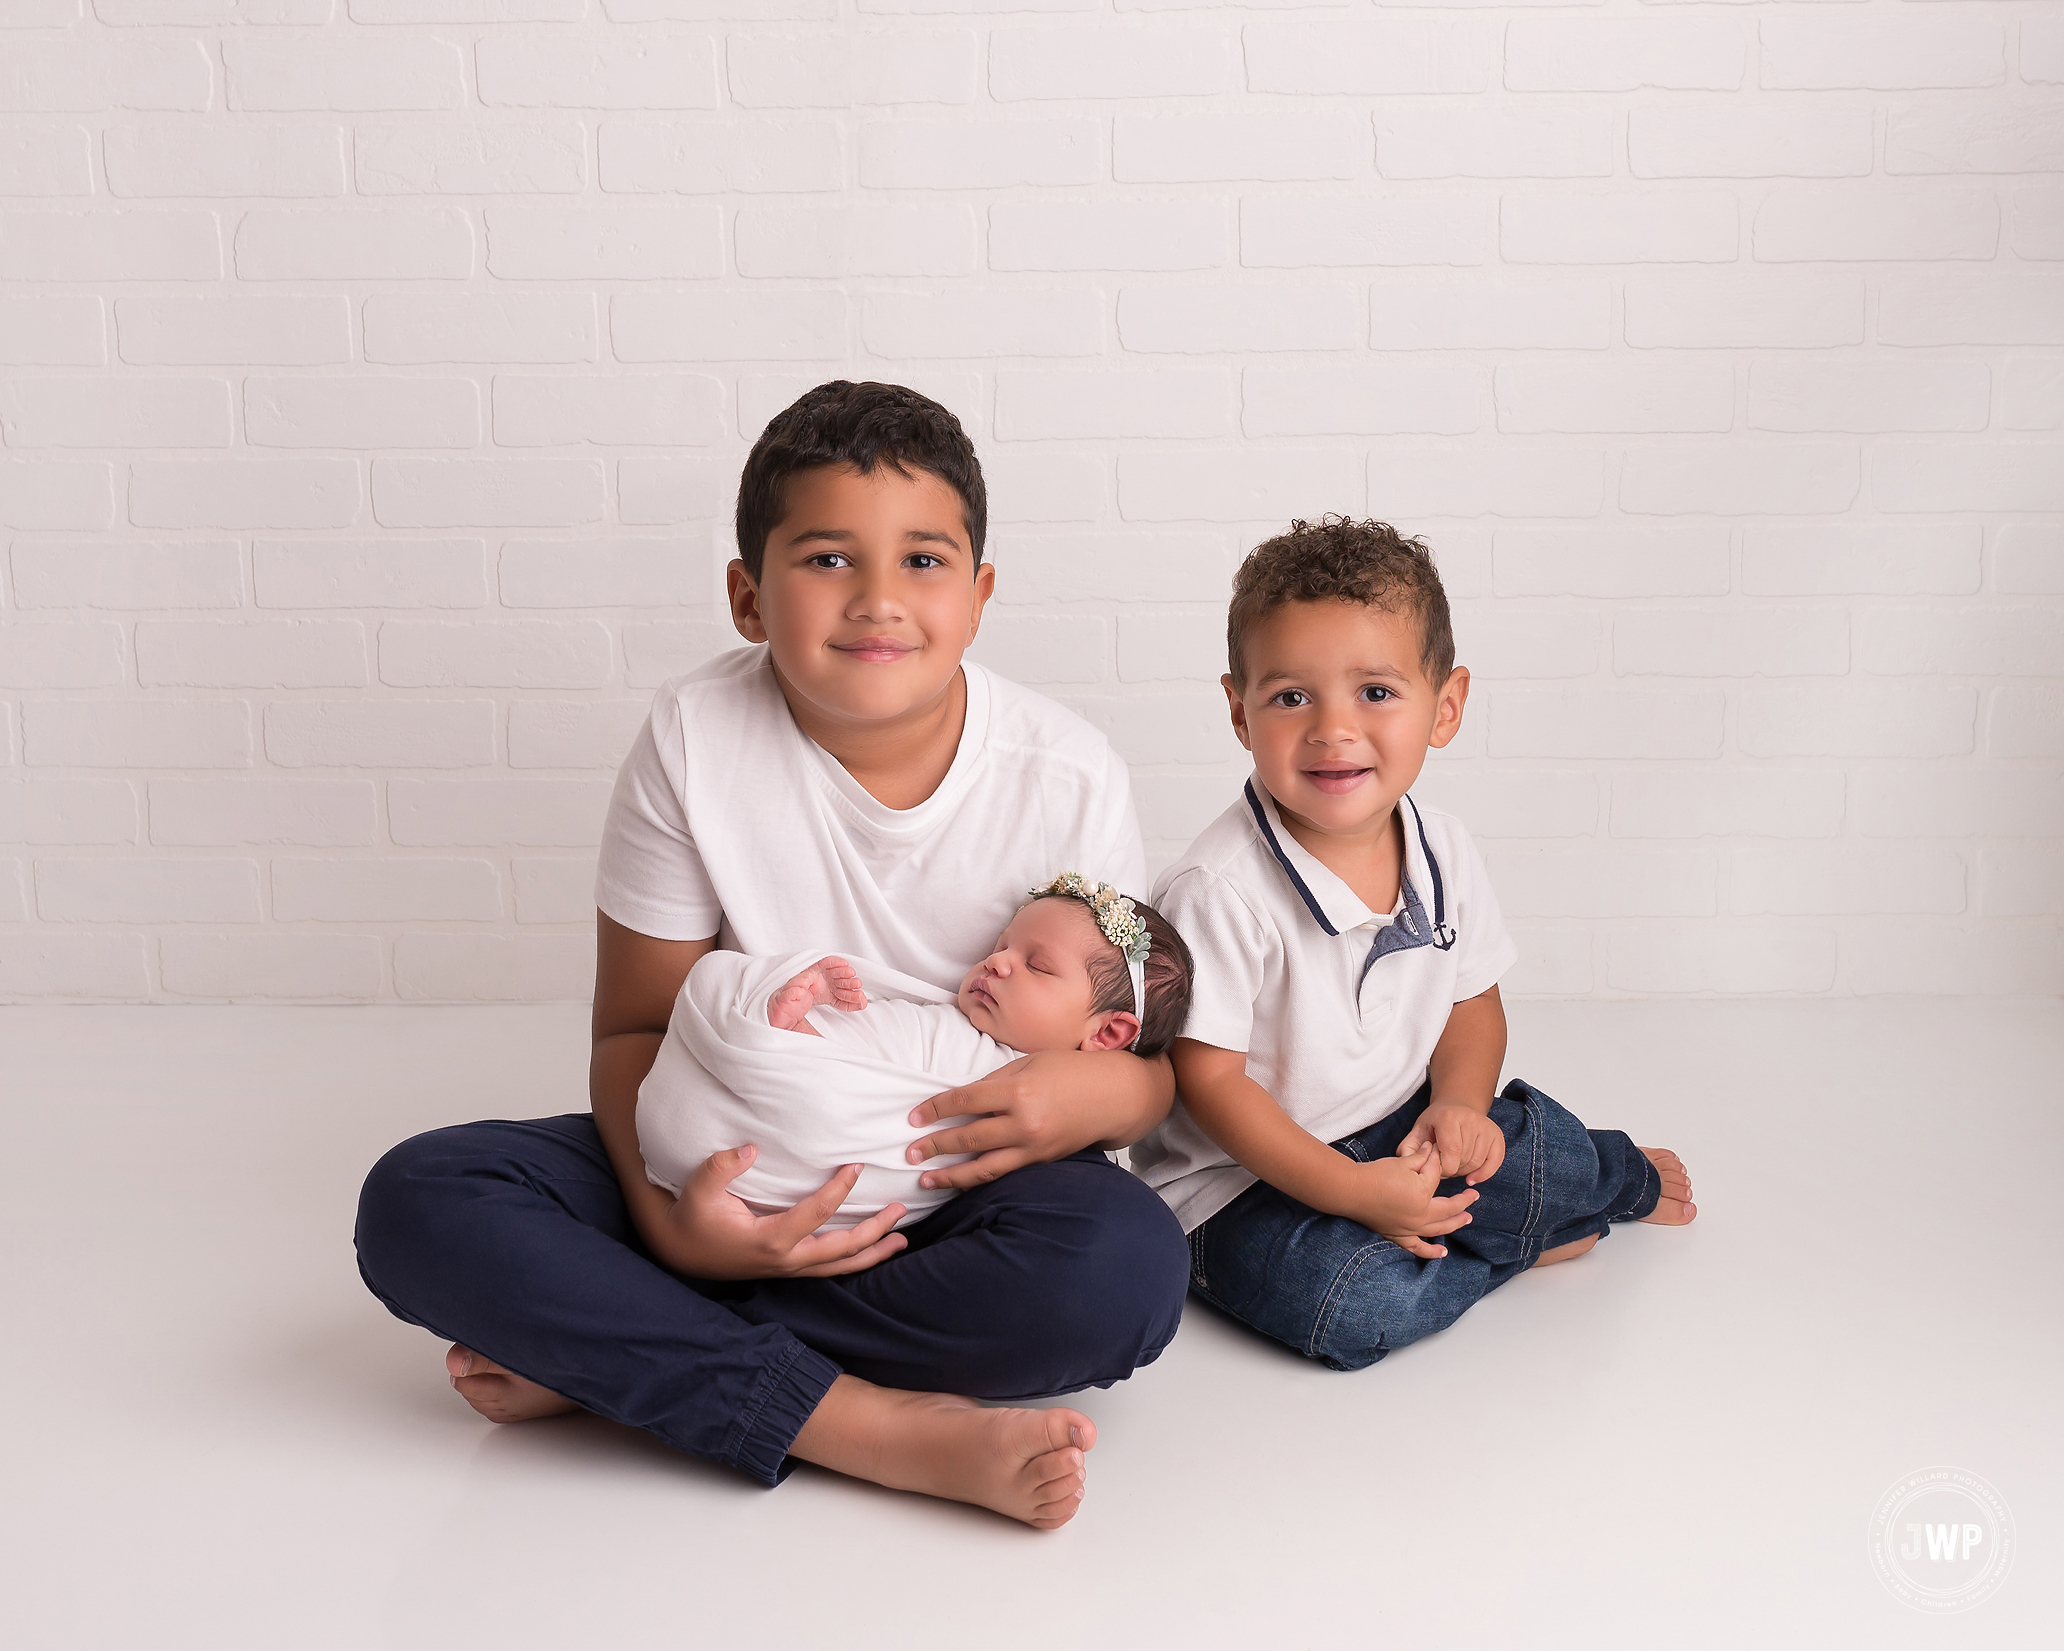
left=1350, top=1144, right=1479, bottom=1260
left=656, top=1144, right=909, bottom=1281
left=905, top=1052, right=1115, bottom=1190
left=1397, top=1100, right=1506, bottom=1185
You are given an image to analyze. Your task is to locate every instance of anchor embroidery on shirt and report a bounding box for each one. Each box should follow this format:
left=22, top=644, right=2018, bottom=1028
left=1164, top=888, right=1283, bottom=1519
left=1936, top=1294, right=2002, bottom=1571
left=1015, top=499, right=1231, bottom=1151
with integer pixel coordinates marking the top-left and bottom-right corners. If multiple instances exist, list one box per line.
left=1245, top=781, right=1460, bottom=973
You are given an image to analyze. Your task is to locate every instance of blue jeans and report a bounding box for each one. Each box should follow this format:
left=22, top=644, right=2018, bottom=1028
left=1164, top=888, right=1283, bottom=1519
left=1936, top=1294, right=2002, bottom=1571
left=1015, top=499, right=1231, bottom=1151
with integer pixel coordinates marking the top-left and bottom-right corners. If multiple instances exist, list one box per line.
left=1186, top=1080, right=1659, bottom=1372
left=355, top=1114, right=1188, bottom=1486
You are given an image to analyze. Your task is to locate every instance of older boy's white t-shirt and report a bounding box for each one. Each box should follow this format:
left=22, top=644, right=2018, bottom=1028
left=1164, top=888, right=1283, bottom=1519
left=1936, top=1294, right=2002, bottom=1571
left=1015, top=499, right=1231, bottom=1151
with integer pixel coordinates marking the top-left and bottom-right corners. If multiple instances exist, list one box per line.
left=1128, top=776, right=1518, bottom=1233
left=594, top=644, right=1147, bottom=992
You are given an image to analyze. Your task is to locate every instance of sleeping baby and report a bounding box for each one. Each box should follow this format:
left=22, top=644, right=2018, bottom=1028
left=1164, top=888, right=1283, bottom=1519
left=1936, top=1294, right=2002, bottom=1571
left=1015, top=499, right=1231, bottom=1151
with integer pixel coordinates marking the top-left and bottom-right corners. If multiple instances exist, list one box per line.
left=637, top=873, right=1195, bottom=1233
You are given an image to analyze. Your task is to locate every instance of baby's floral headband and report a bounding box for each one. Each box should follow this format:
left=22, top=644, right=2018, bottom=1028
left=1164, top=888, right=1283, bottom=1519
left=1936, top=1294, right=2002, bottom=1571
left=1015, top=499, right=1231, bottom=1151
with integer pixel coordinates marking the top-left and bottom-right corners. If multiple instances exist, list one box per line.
left=1027, top=872, right=1150, bottom=1049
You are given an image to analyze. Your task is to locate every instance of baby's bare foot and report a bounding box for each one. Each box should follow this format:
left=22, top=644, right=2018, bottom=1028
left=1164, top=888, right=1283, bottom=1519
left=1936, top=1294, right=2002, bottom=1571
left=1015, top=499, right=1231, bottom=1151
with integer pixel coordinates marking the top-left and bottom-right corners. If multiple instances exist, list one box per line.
left=1638, top=1147, right=1697, bottom=1224
left=795, top=1381, right=1094, bottom=1530
left=445, top=1344, right=579, bottom=1424
left=767, top=956, right=867, bottom=1033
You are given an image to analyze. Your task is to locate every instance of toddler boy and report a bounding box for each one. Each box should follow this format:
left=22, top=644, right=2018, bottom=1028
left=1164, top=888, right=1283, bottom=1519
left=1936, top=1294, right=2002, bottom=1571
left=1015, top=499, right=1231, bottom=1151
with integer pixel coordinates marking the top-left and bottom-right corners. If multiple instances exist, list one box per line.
left=1130, top=517, right=1695, bottom=1370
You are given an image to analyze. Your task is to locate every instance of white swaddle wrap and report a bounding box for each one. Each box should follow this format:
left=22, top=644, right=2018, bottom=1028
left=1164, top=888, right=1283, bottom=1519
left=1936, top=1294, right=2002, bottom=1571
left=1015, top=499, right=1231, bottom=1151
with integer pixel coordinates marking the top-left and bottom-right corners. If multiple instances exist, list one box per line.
left=636, top=950, right=1019, bottom=1232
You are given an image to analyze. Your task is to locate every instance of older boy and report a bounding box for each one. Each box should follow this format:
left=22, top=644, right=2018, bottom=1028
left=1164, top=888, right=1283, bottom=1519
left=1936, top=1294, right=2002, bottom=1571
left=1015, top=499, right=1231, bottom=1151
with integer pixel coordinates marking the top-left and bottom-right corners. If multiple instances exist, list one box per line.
left=1131, top=517, right=1695, bottom=1371
left=356, top=383, right=1188, bottom=1528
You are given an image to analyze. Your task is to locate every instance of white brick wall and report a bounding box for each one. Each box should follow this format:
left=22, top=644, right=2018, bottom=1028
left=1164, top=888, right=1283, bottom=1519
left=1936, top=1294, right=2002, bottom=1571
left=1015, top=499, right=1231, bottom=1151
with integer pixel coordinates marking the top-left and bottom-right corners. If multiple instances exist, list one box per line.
left=1, top=2, right=2058, bottom=1004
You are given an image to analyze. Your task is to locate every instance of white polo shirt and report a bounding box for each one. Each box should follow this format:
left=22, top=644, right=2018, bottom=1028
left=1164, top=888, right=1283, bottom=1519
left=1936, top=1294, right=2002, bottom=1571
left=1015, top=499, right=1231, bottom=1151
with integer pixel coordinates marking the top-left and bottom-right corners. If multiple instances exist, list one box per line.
left=593, top=643, right=1146, bottom=993
left=1128, top=776, right=1518, bottom=1233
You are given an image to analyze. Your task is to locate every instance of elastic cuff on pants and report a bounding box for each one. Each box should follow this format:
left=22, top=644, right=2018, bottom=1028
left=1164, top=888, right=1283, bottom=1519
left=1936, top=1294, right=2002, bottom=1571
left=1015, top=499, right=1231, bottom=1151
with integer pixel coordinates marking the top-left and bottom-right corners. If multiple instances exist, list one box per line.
left=726, top=1339, right=843, bottom=1488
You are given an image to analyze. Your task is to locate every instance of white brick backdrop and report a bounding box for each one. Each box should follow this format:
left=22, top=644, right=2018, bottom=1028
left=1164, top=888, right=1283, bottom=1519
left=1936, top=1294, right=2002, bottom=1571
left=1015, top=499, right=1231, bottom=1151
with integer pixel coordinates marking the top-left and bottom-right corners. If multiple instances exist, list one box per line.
left=0, top=0, right=2058, bottom=1005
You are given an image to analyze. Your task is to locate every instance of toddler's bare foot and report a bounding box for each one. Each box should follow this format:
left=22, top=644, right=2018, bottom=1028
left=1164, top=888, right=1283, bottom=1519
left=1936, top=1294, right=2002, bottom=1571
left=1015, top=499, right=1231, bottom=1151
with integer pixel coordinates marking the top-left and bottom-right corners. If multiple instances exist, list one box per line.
left=767, top=956, right=867, bottom=1033
left=445, top=1344, right=579, bottom=1424
left=793, top=1378, right=1094, bottom=1530
left=1534, top=1233, right=1600, bottom=1267
left=1638, top=1147, right=1697, bottom=1224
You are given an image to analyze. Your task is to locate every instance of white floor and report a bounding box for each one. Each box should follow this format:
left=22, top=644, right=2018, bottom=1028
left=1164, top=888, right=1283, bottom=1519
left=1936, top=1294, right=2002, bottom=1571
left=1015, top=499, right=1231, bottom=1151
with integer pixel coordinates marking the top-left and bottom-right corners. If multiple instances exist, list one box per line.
left=2, top=999, right=2057, bottom=1650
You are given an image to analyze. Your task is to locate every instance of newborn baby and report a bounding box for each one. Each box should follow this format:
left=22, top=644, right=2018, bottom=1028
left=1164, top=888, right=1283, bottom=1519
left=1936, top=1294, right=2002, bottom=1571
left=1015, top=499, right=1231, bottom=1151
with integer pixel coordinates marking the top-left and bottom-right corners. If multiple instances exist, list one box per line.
left=637, top=874, right=1194, bottom=1233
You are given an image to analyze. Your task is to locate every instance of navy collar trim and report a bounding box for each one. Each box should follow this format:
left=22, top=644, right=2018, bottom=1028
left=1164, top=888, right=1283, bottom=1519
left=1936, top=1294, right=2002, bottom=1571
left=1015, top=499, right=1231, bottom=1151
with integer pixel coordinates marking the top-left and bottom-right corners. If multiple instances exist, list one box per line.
left=1244, top=779, right=1456, bottom=952
left=1400, top=793, right=1456, bottom=950
left=1243, top=779, right=1338, bottom=937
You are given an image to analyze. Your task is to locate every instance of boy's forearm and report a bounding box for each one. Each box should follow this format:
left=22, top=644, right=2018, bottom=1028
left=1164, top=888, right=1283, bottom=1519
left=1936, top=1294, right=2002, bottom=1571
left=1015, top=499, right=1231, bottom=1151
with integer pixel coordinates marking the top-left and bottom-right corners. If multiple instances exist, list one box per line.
left=1175, top=1044, right=1364, bottom=1218
left=588, top=915, right=713, bottom=1256
left=1426, top=985, right=1506, bottom=1114
left=1091, top=1050, right=1176, bottom=1150
left=590, top=1030, right=679, bottom=1248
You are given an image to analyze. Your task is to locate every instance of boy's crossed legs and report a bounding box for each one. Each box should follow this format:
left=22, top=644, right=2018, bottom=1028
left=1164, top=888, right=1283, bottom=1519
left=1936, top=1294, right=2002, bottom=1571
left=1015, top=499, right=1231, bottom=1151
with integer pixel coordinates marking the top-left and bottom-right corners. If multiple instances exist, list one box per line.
left=359, top=1115, right=1187, bottom=1529
left=1186, top=1080, right=1694, bottom=1371
left=448, top=1344, right=1099, bottom=1529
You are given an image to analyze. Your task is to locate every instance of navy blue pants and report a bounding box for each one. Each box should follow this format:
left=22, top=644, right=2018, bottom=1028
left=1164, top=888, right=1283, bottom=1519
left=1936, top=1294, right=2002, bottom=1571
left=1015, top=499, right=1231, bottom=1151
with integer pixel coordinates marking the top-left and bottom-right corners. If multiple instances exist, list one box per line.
left=1188, top=1080, right=1660, bottom=1372
left=354, top=1114, right=1189, bottom=1486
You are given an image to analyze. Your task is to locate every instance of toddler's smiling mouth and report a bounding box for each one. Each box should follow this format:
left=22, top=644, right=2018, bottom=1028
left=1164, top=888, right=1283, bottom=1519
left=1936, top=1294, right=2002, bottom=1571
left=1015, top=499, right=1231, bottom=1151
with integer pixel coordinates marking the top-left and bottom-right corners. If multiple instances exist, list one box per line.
left=1304, top=764, right=1373, bottom=795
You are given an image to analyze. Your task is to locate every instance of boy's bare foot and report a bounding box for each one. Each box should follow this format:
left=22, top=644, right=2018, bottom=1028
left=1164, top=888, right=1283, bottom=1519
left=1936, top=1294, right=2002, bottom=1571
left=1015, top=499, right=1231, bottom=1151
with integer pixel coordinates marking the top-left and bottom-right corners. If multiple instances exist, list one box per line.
left=1637, top=1147, right=1697, bottom=1224
left=767, top=956, right=867, bottom=1033
left=445, top=1344, right=579, bottom=1424
left=1533, top=1233, right=1600, bottom=1267
left=791, top=1376, right=1094, bottom=1530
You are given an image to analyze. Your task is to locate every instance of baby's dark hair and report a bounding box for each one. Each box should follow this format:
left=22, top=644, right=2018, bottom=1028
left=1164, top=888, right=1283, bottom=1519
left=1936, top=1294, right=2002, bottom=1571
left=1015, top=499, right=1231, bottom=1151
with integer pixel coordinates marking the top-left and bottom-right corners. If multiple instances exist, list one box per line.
left=1034, top=894, right=1195, bottom=1060
left=734, top=380, right=987, bottom=579
left=1226, top=515, right=1455, bottom=690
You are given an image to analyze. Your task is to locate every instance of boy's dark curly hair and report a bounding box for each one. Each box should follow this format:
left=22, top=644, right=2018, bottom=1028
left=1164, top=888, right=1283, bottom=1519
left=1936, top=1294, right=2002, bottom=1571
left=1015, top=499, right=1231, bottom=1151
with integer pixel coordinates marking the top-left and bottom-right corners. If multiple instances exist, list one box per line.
left=735, top=380, right=987, bottom=579
left=1036, top=895, right=1195, bottom=1060
left=1226, top=515, right=1455, bottom=690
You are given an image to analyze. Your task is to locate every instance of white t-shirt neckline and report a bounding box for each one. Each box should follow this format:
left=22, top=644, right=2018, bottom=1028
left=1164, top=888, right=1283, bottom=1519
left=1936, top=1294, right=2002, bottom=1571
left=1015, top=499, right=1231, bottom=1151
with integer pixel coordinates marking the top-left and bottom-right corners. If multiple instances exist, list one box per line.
left=594, top=644, right=1146, bottom=995
left=797, top=662, right=994, bottom=843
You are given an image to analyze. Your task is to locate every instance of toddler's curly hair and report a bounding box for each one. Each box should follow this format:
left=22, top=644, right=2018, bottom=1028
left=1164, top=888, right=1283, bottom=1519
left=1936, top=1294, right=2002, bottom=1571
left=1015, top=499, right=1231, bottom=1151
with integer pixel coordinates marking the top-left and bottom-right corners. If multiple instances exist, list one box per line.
left=1226, top=515, right=1455, bottom=690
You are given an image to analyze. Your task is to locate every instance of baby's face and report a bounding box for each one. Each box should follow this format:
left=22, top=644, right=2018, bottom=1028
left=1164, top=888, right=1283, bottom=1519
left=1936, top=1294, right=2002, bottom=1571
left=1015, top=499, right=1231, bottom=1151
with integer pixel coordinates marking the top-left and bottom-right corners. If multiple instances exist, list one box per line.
left=957, top=898, right=1118, bottom=1054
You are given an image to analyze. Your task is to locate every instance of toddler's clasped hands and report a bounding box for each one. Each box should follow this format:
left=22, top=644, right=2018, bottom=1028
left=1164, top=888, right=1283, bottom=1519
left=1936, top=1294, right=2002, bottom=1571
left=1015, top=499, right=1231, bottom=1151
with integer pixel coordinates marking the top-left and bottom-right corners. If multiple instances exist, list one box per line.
left=1349, top=1143, right=1478, bottom=1261
left=1354, top=1100, right=1508, bottom=1260
left=1398, top=1100, right=1508, bottom=1186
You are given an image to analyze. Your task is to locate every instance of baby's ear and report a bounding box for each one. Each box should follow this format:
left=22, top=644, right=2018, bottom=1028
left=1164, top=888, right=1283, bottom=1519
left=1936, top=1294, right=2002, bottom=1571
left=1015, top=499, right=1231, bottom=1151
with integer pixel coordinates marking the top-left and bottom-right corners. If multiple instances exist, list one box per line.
left=1081, top=1012, right=1140, bottom=1053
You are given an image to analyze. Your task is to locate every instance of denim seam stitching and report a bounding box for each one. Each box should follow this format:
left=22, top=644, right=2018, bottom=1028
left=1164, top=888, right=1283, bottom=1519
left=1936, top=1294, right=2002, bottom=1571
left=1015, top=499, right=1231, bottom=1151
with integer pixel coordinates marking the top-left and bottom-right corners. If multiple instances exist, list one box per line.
left=1527, top=1081, right=1543, bottom=1263
left=1513, top=1085, right=1548, bottom=1265
left=1605, top=1148, right=1662, bottom=1222
left=1309, top=1237, right=1390, bottom=1363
